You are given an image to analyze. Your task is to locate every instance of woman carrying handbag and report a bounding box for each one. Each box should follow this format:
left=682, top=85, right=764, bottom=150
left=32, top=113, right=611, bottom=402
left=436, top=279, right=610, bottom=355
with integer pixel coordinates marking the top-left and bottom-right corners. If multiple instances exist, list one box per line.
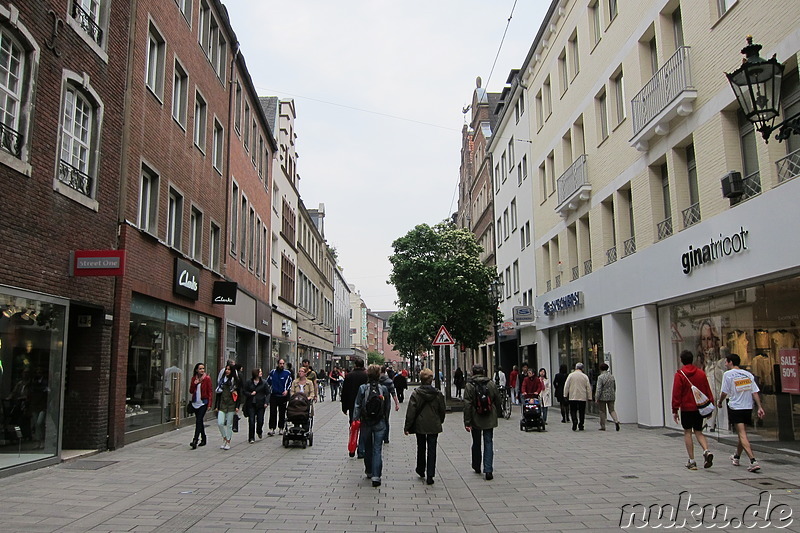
left=188, top=363, right=213, bottom=449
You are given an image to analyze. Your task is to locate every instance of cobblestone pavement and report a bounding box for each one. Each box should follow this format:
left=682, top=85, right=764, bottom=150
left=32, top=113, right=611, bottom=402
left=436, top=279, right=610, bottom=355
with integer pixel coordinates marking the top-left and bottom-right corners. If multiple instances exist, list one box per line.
left=1, top=393, right=799, bottom=532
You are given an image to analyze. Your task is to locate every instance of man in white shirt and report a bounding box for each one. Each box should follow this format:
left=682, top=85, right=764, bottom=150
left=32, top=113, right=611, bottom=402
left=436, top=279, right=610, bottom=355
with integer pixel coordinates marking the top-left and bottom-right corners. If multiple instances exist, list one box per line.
left=717, top=353, right=765, bottom=472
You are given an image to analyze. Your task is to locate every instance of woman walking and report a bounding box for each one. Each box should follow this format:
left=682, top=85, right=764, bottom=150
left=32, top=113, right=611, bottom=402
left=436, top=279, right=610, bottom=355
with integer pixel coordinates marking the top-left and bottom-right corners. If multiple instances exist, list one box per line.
left=453, top=367, right=465, bottom=399
left=243, top=368, right=269, bottom=443
left=404, top=368, right=446, bottom=485
left=538, top=368, right=552, bottom=424
left=215, top=364, right=241, bottom=450
left=188, top=362, right=212, bottom=449
left=553, top=364, right=570, bottom=423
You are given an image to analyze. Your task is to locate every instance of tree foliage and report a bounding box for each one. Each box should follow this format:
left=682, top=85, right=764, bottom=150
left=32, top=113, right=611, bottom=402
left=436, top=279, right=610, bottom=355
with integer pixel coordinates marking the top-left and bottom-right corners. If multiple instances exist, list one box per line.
left=367, top=350, right=385, bottom=366
left=388, top=221, right=496, bottom=351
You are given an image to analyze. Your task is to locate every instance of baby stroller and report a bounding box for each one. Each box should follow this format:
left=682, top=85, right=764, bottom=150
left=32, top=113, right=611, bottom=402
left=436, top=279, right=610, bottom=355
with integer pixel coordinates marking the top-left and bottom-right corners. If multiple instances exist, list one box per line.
left=520, top=393, right=545, bottom=432
left=283, top=392, right=314, bottom=448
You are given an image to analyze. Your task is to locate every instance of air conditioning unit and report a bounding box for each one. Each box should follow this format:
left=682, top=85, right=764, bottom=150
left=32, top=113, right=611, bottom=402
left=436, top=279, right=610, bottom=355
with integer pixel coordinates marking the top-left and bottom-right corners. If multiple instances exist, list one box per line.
left=721, top=171, right=744, bottom=199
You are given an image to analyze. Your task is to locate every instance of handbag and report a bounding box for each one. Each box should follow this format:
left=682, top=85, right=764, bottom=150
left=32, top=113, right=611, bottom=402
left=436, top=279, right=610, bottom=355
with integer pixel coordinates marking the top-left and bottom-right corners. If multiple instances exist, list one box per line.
left=186, top=402, right=195, bottom=416
left=680, top=370, right=715, bottom=418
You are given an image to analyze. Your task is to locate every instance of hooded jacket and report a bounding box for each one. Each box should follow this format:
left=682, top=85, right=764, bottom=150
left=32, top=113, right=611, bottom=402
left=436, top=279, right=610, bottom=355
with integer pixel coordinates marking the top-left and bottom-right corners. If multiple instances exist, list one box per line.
left=672, top=363, right=714, bottom=413
left=404, top=384, right=446, bottom=435
left=463, top=375, right=499, bottom=430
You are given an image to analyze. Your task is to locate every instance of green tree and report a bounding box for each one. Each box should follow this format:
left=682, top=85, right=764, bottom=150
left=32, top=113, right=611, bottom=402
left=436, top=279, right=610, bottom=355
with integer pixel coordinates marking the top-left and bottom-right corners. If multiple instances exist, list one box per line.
left=388, top=221, right=497, bottom=353
left=367, top=351, right=385, bottom=366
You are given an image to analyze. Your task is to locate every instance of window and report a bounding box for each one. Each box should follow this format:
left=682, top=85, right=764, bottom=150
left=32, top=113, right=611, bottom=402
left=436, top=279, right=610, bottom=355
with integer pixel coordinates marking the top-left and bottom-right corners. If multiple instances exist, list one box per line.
left=212, top=119, right=223, bottom=171
left=520, top=224, right=526, bottom=250
left=568, top=31, right=580, bottom=79
left=167, top=188, right=183, bottom=249
left=739, top=110, right=759, bottom=179
left=590, top=1, right=602, bottom=46
left=672, top=8, right=685, bottom=49
left=190, top=207, right=202, bottom=260
left=547, top=152, right=556, bottom=196
left=543, top=76, right=552, bottom=118
left=517, top=162, right=523, bottom=186
left=514, top=95, right=525, bottom=123
left=687, top=144, right=699, bottom=208
left=258, top=135, right=264, bottom=177
left=0, top=27, right=27, bottom=159
left=282, top=199, right=296, bottom=242
left=145, top=23, right=165, bottom=98
left=494, top=164, right=501, bottom=191
left=525, top=221, right=531, bottom=247
left=502, top=209, right=509, bottom=240
left=535, top=90, right=543, bottom=129
left=558, top=50, right=568, bottom=95
left=209, top=222, right=220, bottom=271
left=230, top=181, right=239, bottom=254
left=717, top=0, right=737, bottom=17
left=539, top=162, right=547, bottom=200
left=194, top=91, right=207, bottom=151
left=176, top=0, right=192, bottom=22
left=172, top=60, right=188, bottom=127
left=70, top=0, right=105, bottom=48
left=612, top=69, right=625, bottom=124
left=281, top=254, right=295, bottom=304
left=138, top=165, right=159, bottom=233
left=660, top=163, right=671, bottom=220
left=513, top=261, right=520, bottom=293
left=504, top=267, right=511, bottom=298
left=647, top=37, right=658, bottom=77
left=510, top=198, right=517, bottom=231
left=596, top=89, right=609, bottom=141
left=248, top=206, right=255, bottom=270
left=501, top=152, right=507, bottom=181
left=522, top=155, right=528, bottom=180
left=251, top=120, right=257, bottom=165
left=608, top=0, right=618, bottom=23
left=58, top=84, right=98, bottom=200
left=239, top=195, right=247, bottom=264
left=243, top=103, right=250, bottom=150
left=262, top=225, right=268, bottom=281
left=508, top=138, right=514, bottom=168
left=234, top=82, right=242, bottom=133
left=496, top=217, right=503, bottom=245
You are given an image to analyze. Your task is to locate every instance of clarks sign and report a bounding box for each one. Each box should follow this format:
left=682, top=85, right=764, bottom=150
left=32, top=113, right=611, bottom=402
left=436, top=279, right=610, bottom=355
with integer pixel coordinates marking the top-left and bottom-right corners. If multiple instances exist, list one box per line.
left=681, top=227, right=749, bottom=275
left=213, top=281, right=237, bottom=305
left=174, top=258, right=199, bottom=300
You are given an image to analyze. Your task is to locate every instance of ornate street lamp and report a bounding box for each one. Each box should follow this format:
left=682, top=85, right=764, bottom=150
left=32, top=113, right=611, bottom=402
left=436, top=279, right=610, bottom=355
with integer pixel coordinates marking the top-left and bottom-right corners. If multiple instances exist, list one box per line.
left=488, top=277, right=504, bottom=386
left=726, top=36, right=800, bottom=143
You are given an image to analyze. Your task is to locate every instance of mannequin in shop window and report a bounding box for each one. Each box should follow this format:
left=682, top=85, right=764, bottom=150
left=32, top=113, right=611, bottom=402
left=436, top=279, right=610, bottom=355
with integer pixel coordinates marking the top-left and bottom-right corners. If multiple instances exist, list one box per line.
left=696, top=319, right=725, bottom=431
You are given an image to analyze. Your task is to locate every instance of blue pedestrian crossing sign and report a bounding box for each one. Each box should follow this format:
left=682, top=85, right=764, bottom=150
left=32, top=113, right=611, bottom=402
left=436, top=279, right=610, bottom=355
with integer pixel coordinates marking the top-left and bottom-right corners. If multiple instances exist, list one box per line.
left=432, top=325, right=455, bottom=346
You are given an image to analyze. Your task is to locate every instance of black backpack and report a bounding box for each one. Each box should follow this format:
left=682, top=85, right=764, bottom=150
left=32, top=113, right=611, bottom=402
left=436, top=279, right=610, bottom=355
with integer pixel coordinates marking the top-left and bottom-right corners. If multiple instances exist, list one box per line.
left=473, top=380, right=492, bottom=415
left=362, top=382, right=385, bottom=421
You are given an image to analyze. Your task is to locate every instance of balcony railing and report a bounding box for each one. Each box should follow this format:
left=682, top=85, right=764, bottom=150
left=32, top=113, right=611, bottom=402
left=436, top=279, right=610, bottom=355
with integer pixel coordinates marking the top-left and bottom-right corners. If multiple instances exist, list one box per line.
left=606, top=246, right=617, bottom=265
left=572, top=265, right=579, bottom=281
left=555, top=275, right=561, bottom=289
left=777, top=148, right=800, bottom=184
left=58, top=159, right=93, bottom=197
left=682, top=202, right=700, bottom=228
left=657, top=217, right=673, bottom=241
left=555, top=155, right=591, bottom=217
left=740, top=171, right=762, bottom=201
left=630, top=47, right=696, bottom=151
left=0, top=122, right=23, bottom=157
left=72, top=2, right=103, bottom=45
left=623, top=237, right=636, bottom=257
left=584, top=259, right=592, bottom=275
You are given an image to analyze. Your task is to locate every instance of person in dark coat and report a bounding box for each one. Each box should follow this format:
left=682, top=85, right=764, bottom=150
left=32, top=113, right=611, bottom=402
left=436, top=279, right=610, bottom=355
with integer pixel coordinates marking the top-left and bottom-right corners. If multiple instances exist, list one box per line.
left=341, top=357, right=368, bottom=458
left=404, top=368, right=446, bottom=485
left=553, top=364, right=570, bottom=423
left=243, top=368, right=269, bottom=442
left=393, top=371, right=408, bottom=403
left=453, top=367, right=465, bottom=399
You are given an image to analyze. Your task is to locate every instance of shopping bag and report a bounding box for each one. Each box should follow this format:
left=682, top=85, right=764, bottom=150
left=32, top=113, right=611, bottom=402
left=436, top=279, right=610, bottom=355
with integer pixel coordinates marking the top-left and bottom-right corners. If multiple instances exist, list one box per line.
left=348, top=419, right=361, bottom=457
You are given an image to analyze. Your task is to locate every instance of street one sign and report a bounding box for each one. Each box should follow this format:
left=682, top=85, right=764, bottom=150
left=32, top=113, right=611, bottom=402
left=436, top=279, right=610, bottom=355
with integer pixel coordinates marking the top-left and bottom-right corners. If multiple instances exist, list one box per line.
left=432, top=324, right=455, bottom=346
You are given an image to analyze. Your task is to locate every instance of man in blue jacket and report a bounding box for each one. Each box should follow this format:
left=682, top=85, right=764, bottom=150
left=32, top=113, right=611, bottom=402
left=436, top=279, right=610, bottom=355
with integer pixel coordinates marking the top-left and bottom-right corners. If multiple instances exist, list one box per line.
left=266, top=359, right=292, bottom=436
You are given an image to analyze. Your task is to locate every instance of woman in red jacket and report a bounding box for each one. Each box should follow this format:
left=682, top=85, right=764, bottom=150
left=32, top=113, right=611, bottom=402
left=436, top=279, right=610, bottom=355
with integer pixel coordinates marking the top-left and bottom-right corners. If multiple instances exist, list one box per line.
left=189, top=362, right=213, bottom=449
left=521, top=369, right=543, bottom=399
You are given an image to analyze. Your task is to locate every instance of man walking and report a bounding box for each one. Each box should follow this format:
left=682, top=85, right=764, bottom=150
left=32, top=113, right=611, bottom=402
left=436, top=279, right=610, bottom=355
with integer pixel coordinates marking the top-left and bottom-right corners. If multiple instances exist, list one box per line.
left=509, top=365, right=519, bottom=405
left=563, top=362, right=592, bottom=431
left=266, top=359, right=292, bottom=436
left=352, top=364, right=391, bottom=487
left=718, top=353, right=765, bottom=472
left=341, top=358, right=368, bottom=457
left=379, top=366, right=401, bottom=443
left=595, top=363, right=621, bottom=431
left=672, top=350, right=714, bottom=470
left=463, top=364, right=500, bottom=480
left=329, top=366, right=341, bottom=401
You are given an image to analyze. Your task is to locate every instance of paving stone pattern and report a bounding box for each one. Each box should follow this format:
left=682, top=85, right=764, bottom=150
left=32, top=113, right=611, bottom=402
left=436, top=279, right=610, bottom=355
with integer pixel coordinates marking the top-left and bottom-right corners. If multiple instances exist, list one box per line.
left=1, top=393, right=799, bottom=532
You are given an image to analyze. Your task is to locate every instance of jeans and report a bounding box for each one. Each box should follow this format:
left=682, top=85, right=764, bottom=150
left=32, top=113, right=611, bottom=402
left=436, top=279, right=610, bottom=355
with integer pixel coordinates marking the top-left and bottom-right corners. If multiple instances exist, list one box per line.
left=510, top=387, right=517, bottom=405
left=217, top=410, right=235, bottom=440
left=330, top=382, right=339, bottom=401
left=569, top=400, right=587, bottom=429
left=247, top=404, right=266, bottom=440
left=471, top=427, right=494, bottom=474
left=361, top=419, right=387, bottom=481
left=193, top=403, right=208, bottom=442
left=269, top=396, right=288, bottom=430
left=416, top=433, right=438, bottom=479
left=598, top=400, right=619, bottom=429
left=541, top=406, right=549, bottom=422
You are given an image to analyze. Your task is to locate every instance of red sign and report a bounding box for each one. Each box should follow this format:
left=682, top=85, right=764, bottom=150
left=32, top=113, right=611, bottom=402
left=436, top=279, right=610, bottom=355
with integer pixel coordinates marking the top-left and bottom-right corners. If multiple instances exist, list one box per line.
left=72, top=250, right=126, bottom=277
left=779, top=349, right=800, bottom=394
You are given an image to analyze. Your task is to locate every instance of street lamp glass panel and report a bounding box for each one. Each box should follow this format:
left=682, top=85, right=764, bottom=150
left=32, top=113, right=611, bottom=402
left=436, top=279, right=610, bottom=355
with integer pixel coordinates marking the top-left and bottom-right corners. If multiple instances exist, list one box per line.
left=726, top=38, right=785, bottom=136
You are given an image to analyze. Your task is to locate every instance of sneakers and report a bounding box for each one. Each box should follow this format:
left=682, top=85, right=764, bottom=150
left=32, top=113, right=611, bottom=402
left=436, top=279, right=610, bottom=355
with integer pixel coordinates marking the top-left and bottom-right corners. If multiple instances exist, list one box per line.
left=372, top=479, right=381, bottom=487
left=685, top=460, right=698, bottom=470
left=222, top=443, right=230, bottom=450
left=485, top=473, right=494, bottom=480
left=416, top=469, right=425, bottom=479
left=278, top=428, right=284, bottom=435
left=426, top=478, right=434, bottom=485
left=703, top=450, right=714, bottom=469
left=731, top=454, right=740, bottom=466
left=267, top=430, right=275, bottom=437
left=615, top=422, right=620, bottom=431
left=747, top=460, right=761, bottom=473
left=249, top=439, right=255, bottom=444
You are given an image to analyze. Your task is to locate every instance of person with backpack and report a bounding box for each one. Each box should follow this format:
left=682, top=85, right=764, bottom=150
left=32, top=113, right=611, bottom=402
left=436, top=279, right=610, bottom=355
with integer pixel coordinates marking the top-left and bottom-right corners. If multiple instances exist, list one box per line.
left=379, top=366, right=401, bottom=443
left=342, top=358, right=368, bottom=458
left=404, top=368, right=446, bottom=485
left=352, top=364, right=391, bottom=487
left=463, top=364, right=500, bottom=481
left=672, top=350, right=715, bottom=471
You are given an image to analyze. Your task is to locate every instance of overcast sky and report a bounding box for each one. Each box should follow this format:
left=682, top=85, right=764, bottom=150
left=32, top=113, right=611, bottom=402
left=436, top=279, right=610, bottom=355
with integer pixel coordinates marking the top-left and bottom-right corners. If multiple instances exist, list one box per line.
left=223, top=0, right=548, bottom=311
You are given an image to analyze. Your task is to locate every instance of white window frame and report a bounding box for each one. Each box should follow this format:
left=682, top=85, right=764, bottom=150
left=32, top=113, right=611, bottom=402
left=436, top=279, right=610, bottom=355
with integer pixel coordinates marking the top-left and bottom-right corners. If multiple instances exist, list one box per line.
left=209, top=221, right=220, bottom=271
left=212, top=118, right=224, bottom=172
left=190, top=206, right=203, bottom=260
left=172, top=59, right=188, bottom=127
left=145, top=22, right=166, bottom=99
left=167, top=187, right=184, bottom=250
left=194, top=90, right=207, bottom=152
left=138, top=164, right=159, bottom=233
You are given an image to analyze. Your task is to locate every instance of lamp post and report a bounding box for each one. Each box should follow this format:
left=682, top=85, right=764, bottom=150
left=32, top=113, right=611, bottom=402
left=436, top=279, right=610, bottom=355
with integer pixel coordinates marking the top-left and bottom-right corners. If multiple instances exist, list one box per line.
left=726, top=36, right=800, bottom=143
left=489, top=277, right=504, bottom=386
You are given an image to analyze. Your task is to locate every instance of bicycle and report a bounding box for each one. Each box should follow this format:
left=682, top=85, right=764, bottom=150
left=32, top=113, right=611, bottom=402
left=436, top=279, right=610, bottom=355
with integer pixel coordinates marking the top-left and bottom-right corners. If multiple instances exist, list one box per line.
left=499, top=386, right=512, bottom=419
